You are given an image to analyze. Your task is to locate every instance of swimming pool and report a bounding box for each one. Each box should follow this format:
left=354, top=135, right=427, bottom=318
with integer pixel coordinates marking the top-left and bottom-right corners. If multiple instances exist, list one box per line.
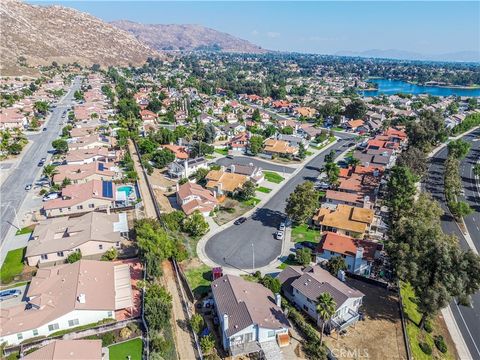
left=117, top=186, right=133, bottom=197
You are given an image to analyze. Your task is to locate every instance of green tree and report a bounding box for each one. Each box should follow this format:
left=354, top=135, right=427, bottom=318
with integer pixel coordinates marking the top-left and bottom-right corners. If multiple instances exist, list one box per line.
left=193, top=168, right=210, bottom=184
left=200, top=334, right=216, bottom=355
left=397, top=146, right=428, bottom=178
left=138, top=138, right=157, bottom=155
left=74, top=90, right=84, bottom=101
left=145, top=283, right=172, bottom=331
left=296, top=248, right=312, bottom=266
left=30, top=117, right=40, bottom=129
left=285, top=181, right=319, bottom=224
left=8, top=142, right=22, bottom=155
left=248, top=135, right=264, bottom=155
left=474, top=164, right=480, bottom=176
left=326, top=256, right=347, bottom=276
left=43, top=164, right=58, bottom=185
left=66, top=251, right=82, bottom=263
left=204, top=123, right=217, bottom=144
left=101, top=247, right=118, bottom=261
left=252, top=108, right=261, bottom=122
left=190, top=313, right=204, bottom=334
left=387, top=166, right=418, bottom=223
left=52, top=139, right=68, bottom=154
left=260, top=274, right=281, bottom=294
left=447, top=139, right=471, bottom=160
left=182, top=211, right=209, bottom=237
left=237, top=180, right=256, bottom=201
left=34, top=101, right=49, bottom=115
left=316, top=293, right=337, bottom=345
left=450, top=201, right=473, bottom=218
left=344, top=99, right=367, bottom=119
left=324, top=162, right=340, bottom=186
left=151, top=149, right=175, bottom=168
left=298, top=143, right=307, bottom=160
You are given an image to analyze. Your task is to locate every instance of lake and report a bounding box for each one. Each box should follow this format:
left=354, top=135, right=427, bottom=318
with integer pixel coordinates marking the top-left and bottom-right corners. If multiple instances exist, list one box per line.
left=359, top=78, right=480, bottom=97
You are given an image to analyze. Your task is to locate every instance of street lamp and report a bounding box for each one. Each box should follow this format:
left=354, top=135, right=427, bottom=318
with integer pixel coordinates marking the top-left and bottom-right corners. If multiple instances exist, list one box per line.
left=3, top=203, right=21, bottom=230
left=252, top=242, right=255, bottom=271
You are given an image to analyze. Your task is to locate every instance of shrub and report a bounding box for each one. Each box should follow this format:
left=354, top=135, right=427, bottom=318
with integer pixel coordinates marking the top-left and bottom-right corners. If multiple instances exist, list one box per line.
left=434, top=335, right=448, bottom=353
left=101, top=247, right=118, bottom=261
left=66, top=251, right=82, bottom=263
left=119, top=327, right=132, bottom=339
left=100, top=332, right=115, bottom=347
left=424, top=320, right=433, bottom=333
left=190, top=313, right=204, bottom=334
left=127, top=322, right=139, bottom=334
left=419, top=342, right=432, bottom=355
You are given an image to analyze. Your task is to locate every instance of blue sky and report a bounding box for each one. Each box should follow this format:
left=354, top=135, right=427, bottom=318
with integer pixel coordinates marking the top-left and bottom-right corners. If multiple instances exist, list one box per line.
left=30, top=1, right=480, bottom=56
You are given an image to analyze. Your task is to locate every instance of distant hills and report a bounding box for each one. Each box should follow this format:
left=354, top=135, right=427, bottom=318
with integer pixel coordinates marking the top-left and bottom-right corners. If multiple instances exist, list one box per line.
left=336, top=49, right=480, bottom=63
left=111, top=20, right=266, bottom=53
left=0, top=0, right=158, bottom=72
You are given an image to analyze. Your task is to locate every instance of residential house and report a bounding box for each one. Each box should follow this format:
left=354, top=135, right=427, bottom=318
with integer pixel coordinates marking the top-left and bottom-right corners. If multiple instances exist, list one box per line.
left=315, top=232, right=382, bottom=276
left=52, top=162, right=120, bottom=185
left=211, top=275, right=290, bottom=357
left=26, top=212, right=128, bottom=266
left=277, top=134, right=307, bottom=148
left=278, top=265, right=364, bottom=331
left=68, top=134, right=116, bottom=151
left=23, top=340, right=103, bottom=360
left=293, top=107, right=317, bottom=118
left=0, top=260, right=133, bottom=346
left=0, top=108, right=27, bottom=130
left=65, top=147, right=119, bottom=165
left=228, top=132, right=249, bottom=153
left=205, top=170, right=248, bottom=196
left=176, top=182, right=218, bottom=216
left=42, top=180, right=117, bottom=217
left=346, top=119, right=365, bottom=132
left=168, top=157, right=208, bottom=179
left=161, top=144, right=189, bottom=160
left=225, top=163, right=264, bottom=184
left=263, top=139, right=298, bottom=157
left=313, top=204, right=374, bottom=238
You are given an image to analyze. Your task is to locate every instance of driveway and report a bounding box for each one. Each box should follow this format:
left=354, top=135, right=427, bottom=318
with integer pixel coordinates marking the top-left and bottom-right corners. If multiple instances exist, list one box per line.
left=204, top=133, right=355, bottom=270
left=0, top=77, right=81, bottom=247
left=424, top=132, right=480, bottom=360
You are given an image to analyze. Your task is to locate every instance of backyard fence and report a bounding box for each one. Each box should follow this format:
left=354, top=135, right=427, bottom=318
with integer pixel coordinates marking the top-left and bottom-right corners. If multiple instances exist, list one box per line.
left=397, top=281, right=413, bottom=360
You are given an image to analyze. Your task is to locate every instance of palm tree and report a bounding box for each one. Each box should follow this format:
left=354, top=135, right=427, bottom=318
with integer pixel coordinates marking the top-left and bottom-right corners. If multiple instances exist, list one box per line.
left=348, top=157, right=361, bottom=167
left=43, top=164, right=58, bottom=186
left=324, top=162, right=340, bottom=186
left=316, top=292, right=337, bottom=345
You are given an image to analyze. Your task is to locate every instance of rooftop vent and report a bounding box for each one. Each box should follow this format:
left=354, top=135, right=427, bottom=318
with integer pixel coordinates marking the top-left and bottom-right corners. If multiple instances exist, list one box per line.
left=77, top=293, right=86, bottom=304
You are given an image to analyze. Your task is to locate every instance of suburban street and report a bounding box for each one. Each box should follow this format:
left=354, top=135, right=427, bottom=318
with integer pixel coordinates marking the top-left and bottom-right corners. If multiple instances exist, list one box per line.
left=215, top=155, right=296, bottom=174
left=205, top=133, right=355, bottom=271
left=0, top=77, right=82, bottom=246
left=425, top=129, right=480, bottom=360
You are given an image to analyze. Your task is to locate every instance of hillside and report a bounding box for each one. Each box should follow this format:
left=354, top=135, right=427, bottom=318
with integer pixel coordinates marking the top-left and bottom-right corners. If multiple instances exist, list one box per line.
left=0, top=0, right=158, bottom=72
left=112, top=20, right=266, bottom=53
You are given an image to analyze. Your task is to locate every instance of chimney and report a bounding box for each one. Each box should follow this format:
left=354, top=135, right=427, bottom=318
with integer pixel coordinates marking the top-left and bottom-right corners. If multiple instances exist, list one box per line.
left=338, top=269, right=346, bottom=282
left=354, top=247, right=364, bottom=274
left=184, top=159, right=188, bottom=178
left=223, top=314, right=229, bottom=333
left=106, top=206, right=110, bottom=215
left=275, top=293, right=281, bottom=307
left=176, top=182, right=180, bottom=192
left=77, top=293, right=86, bottom=304
left=230, top=164, right=235, bottom=173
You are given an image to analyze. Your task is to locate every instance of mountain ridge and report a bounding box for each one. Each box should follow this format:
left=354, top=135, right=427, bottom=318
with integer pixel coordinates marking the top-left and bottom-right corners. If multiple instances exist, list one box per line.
left=111, top=20, right=267, bottom=53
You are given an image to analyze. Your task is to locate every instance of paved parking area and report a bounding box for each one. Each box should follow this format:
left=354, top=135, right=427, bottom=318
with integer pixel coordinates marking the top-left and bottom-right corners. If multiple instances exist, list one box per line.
left=0, top=283, right=28, bottom=309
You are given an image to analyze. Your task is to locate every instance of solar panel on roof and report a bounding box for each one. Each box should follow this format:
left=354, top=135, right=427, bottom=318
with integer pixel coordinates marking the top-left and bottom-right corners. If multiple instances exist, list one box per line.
left=102, top=180, right=113, bottom=198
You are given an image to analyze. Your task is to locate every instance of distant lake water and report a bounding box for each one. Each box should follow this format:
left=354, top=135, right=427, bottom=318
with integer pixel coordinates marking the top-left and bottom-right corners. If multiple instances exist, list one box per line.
left=359, top=78, right=480, bottom=97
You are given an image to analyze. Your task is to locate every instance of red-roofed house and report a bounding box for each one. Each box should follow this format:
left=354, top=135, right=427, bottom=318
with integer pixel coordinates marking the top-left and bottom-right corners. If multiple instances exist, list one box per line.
left=228, top=132, right=249, bottom=153
left=176, top=182, right=218, bottom=216
left=315, top=232, right=383, bottom=276
left=161, top=144, right=189, bottom=160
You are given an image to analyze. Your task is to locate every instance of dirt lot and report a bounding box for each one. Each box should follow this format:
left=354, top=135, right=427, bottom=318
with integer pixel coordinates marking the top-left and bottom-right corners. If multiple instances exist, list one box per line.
left=148, top=168, right=176, bottom=190
left=324, top=278, right=408, bottom=360
left=214, top=198, right=253, bottom=225
left=153, top=188, right=175, bottom=213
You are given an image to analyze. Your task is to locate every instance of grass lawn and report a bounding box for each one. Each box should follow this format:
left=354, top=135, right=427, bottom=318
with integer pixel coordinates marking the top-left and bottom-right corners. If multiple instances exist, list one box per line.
left=205, top=155, right=215, bottom=160
left=264, top=171, right=284, bottom=184
left=214, top=147, right=228, bottom=156
left=185, top=264, right=212, bottom=298
left=277, top=256, right=299, bottom=270
left=291, top=224, right=321, bottom=244
left=400, top=282, right=454, bottom=360
left=109, top=338, right=143, bottom=360
left=242, top=197, right=261, bottom=206
left=0, top=248, right=25, bottom=284
left=256, top=186, right=272, bottom=194
left=305, top=151, right=314, bottom=156
left=15, top=226, right=33, bottom=236
left=332, top=127, right=344, bottom=131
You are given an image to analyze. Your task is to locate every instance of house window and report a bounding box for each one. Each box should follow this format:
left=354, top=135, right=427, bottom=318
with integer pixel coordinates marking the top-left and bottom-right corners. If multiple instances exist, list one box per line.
left=17, top=333, right=23, bottom=340
left=268, top=330, right=275, bottom=338
left=57, top=251, right=64, bottom=257
left=32, top=329, right=38, bottom=336
left=68, top=207, right=71, bottom=211
left=59, top=208, right=63, bottom=213
left=99, top=244, right=103, bottom=250
left=48, top=323, right=59, bottom=331
left=116, top=242, right=120, bottom=247
left=41, top=254, right=48, bottom=260
left=303, top=305, right=308, bottom=312
left=68, top=319, right=79, bottom=327
left=88, top=204, right=94, bottom=208
left=107, top=311, right=113, bottom=317
left=77, top=205, right=83, bottom=210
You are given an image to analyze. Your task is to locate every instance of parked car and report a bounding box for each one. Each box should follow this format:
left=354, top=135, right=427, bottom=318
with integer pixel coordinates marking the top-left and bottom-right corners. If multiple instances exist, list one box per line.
left=37, top=161, right=44, bottom=167
left=42, top=128, right=47, bottom=132
left=276, top=231, right=284, bottom=240
left=226, top=154, right=234, bottom=159
left=234, top=217, right=247, bottom=225
left=315, top=181, right=330, bottom=190
left=25, top=184, right=32, bottom=190
left=297, top=241, right=316, bottom=251
left=43, top=192, right=60, bottom=201
left=202, top=298, right=215, bottom=308
left=279, top=222, right=286, bottom=231
left=0, top=289, right=21, bottom=302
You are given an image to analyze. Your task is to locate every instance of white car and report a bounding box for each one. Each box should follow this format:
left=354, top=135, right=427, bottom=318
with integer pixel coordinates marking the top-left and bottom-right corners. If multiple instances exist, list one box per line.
left=43, top=193, right=59, bottom=201
left=276, top=231, right=284, bottom=240
left=279, top=222, right=286, bottom=231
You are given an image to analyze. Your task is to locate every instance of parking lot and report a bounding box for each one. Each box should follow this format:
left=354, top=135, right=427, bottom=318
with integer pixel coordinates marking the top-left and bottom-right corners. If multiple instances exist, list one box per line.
left=0, top=283, right=29, bottom=309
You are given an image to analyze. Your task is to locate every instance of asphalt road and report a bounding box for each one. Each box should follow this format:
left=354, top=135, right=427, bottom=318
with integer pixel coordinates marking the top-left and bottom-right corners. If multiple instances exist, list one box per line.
left=425, top=130, right=480, bottom=360
left=459, top=129, right=480, bottom=244
left=205, top=133, right=355, bottom=271
left=215, top=156, right=296, bottom=174
left=0, top=77, right=81, bottom=245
